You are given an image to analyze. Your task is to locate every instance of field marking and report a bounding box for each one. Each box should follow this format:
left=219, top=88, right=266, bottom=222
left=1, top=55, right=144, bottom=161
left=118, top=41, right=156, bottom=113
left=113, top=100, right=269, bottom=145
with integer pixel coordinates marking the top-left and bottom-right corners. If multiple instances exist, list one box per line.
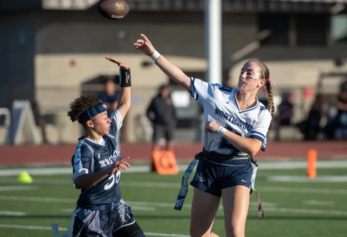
left=0, top=211, right=26, bottom=216
left=267, top=175, right=347, bottom=183
left=0, top=195, right=76, bottom=203
left=0, top=224, right=189, bottom=237
left=61, top=205, right=156, bottom=213
left=122, top=181, right=179, bottom=188
left=303, top=200, right=335, bottom=206
left=0, top=224, right=64, bottom=231
left=0, top=186, right=38, bottom=192
left=0, top=166, right=184, bottom=177
left=0, top=195, right=275, bottom=211
left=146, top=233, right=189, bottom=237
left=131, top=206, right=156, bottom=211
left=0, top=166, right=151, bottom=176
left=264, top=207, right=347, bottom=216
left=258, top=186, right=347, bottom=195
left=61, top=208, right=74, bottom=213
left=1, top=160, right=347, bottom=177
left=259, top=160, right=347, bottom=169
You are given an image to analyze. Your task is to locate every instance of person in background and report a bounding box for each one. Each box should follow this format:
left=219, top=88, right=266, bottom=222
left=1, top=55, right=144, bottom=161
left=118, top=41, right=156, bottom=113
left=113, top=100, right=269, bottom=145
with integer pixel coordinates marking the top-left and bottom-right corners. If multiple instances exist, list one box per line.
left=98, top=78, right=120, bottom=117
left=325, top=80, right=347, bottom=140
left=146, top=84, right=177, bottom=151
left=274, top=92, right=294, bottom=140
left=303, top=96, right=323, bottom=140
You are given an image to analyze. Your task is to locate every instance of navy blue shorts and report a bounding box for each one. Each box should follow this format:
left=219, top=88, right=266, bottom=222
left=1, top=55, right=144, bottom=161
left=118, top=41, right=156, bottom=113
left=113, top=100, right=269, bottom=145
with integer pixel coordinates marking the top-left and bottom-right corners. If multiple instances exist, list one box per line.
left=72, top=199, right=135, bottom=237
left=190, top=154, right=253, bottom=197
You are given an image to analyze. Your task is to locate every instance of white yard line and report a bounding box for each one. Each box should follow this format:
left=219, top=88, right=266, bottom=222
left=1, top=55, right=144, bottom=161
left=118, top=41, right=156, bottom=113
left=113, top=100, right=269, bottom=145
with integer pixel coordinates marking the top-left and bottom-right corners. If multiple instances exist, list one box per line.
left=0, top=195, right=276, bottom=211
left=267, top=175, right=347, bottom=183
left=0, top=186, right=38, bottom=192
left=258, top=186, right=347, bottom=195
left=122, top=181, right=179, bottom=188
left=259, top=160, right=347, bottom=169
left=303, top=200, right=335, bottom=206
left=0, top=195, right=76, bottom=203
left=0, top=166, right=147, bottom=176
left=1, top=160, right=347, bottom=177
left=264, top=207, right=347, bottom=216
left=0, top=211, right=26, bottom=216
left=128, top=200, right=191, bottom=209
left=145, top=233, right=189, bottom=237
left=131, top=206, right=156, bottom=211
left=0, top=224, right=189, bottom=237
left=0, top=224, right=63, bottom=231
left=61, top=206, right=156, bottom=212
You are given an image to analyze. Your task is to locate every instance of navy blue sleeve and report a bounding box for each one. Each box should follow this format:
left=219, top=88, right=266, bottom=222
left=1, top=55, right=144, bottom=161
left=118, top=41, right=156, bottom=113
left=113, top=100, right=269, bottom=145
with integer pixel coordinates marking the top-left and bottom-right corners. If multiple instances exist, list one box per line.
left=72, top=140, right=92, bottom=183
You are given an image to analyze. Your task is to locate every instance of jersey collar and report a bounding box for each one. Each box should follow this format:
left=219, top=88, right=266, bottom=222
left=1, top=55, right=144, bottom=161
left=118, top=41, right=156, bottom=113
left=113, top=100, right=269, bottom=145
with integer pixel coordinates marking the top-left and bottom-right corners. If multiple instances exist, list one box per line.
left=233, top=90, right=259, bottom=114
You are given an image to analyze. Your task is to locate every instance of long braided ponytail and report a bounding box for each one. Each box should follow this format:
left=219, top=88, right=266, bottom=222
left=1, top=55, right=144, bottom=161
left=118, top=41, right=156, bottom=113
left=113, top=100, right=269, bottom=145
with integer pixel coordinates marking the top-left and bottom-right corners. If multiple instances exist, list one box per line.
left=248, top=60, right=275, bottom=130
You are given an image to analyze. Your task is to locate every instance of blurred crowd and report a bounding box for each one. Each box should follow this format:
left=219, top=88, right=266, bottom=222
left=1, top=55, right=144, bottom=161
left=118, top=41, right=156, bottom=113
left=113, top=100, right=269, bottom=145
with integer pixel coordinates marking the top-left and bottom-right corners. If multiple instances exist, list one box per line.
left=278, top=80, right=347, bottom=141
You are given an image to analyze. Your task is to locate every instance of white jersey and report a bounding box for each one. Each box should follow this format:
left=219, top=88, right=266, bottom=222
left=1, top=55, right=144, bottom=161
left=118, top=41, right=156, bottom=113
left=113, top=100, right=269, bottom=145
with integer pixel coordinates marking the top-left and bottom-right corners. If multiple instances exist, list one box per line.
left=190, top=77, right=272, bottom=156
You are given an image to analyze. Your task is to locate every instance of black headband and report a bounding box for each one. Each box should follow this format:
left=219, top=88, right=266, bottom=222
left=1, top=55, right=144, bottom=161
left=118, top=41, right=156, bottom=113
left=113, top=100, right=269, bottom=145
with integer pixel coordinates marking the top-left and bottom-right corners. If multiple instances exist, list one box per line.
left=78, top=103, right=107, bottom=124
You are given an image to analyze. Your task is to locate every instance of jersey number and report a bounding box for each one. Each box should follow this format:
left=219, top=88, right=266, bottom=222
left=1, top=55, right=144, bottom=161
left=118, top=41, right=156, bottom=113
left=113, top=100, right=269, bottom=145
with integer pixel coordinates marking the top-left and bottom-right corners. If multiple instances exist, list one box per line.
left=104, top=171, right=121, bottom=190
left=218, top=125, right=242, bottom=156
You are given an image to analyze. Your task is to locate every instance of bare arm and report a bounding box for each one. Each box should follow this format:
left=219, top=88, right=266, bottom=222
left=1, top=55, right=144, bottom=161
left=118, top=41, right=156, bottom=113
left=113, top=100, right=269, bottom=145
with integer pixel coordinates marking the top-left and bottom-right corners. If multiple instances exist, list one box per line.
left=74, top=169, right=111, bottom=189
left=134, top=34, right=191, bottom=91
left=105, top=57, right=131, bottom=119
left=220, top=131, right=262, bottom=157
left=205, top=121, right=262, bottom=157
left=115, top=87, right=131, bottom=119
left=74, top=157, right=130, bottom=189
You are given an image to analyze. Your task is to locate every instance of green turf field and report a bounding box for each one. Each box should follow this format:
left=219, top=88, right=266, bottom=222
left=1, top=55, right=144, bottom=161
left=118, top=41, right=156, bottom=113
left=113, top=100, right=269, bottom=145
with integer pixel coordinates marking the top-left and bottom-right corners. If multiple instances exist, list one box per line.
left=0, top=165, right=347, bottom=237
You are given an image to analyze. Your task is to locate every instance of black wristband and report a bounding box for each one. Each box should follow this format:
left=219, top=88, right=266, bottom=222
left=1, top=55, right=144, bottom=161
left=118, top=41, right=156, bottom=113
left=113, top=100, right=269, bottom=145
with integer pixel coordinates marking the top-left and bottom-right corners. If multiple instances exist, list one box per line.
left=119, top=68, right=131, bottom=87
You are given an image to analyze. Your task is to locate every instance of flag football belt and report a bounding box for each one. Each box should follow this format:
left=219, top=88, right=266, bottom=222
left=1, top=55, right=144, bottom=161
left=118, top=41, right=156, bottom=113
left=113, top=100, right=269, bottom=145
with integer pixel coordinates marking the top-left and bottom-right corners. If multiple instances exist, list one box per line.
left=174, top=150, right=264, bottom=220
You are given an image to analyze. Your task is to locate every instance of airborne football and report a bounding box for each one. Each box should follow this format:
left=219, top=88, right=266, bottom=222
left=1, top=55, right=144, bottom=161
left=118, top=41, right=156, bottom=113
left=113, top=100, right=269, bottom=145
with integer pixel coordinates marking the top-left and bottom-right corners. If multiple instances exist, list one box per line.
left=97, top=0, right=129, bottom=20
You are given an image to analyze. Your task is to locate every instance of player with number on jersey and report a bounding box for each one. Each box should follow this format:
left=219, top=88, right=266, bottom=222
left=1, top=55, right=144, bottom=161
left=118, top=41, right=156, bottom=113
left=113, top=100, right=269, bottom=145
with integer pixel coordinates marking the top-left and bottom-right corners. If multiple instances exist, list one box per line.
left=58, top=57, right=145, bottom=237
left=134, top=34, right=275, bottom=237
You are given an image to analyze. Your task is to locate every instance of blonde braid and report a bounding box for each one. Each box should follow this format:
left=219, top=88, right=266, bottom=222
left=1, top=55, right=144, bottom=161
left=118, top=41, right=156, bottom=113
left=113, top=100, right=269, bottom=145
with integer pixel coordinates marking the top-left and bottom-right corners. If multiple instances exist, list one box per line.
left=265, top=80, right=275, bottom=130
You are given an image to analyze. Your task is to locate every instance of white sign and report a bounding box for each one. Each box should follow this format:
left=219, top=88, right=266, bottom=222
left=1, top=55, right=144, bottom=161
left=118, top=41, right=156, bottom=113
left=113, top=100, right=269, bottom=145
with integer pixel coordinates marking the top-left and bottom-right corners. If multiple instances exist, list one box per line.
left=171, top=91, right=190, bottom=108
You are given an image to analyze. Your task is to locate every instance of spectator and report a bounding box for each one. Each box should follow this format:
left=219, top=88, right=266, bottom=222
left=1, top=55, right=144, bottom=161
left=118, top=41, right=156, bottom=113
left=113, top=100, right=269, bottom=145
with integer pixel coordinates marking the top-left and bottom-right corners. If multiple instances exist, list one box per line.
left=303, top=96, right=323, bottom=140
left=146, top=84, right=176, bottom=151
left=328, top=80, right=347, bottom=139
left=98, top=78, right=120, bottom=117
left=274, top=92, right=294, bottom=140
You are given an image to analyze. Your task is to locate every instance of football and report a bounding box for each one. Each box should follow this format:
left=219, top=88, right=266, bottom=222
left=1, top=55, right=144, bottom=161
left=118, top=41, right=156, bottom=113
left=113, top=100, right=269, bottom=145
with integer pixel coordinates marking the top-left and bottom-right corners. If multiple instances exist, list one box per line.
left=97, top=0, right=129, bottom=20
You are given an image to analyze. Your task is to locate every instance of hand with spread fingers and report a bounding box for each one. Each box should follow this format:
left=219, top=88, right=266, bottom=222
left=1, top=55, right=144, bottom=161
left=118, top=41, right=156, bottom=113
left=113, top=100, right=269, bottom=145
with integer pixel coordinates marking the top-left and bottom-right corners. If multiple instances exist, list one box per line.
left=107, top=157, right=131, bottom=174
left=105, top=57, right=130, bottom=70
left=134, top=34, right=156, bottom=56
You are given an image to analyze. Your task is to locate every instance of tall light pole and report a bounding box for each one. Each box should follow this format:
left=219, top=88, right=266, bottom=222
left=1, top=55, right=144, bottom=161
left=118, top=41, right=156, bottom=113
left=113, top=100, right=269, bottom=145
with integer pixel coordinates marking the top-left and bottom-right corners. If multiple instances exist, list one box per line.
left=205, top=0, right=222, bottom=84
